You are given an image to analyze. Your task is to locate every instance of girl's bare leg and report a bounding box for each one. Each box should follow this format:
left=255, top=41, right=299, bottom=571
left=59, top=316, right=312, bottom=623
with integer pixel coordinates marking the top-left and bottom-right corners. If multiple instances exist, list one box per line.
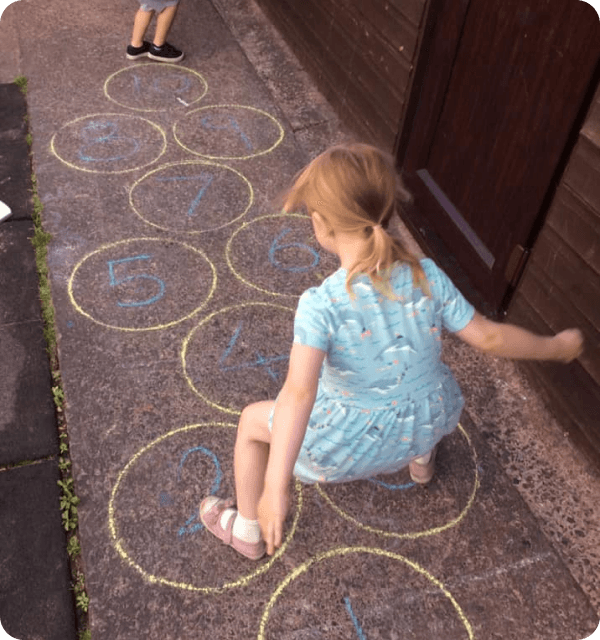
left=153, top=3, right=179, bottom=46
left=234, top=401, right=273, bottom=520
left=131, top=8, right=154, bottom=47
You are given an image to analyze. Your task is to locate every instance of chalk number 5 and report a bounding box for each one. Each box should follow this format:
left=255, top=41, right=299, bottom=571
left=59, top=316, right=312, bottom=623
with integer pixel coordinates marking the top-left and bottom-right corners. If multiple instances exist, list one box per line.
left=107, top=254, right=166, bottom=307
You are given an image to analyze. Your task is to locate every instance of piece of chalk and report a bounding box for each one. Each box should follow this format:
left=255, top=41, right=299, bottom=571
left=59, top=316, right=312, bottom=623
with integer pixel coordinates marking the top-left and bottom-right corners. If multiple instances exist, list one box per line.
left=176, top=97, right=189, bottom=107
left=0, top=200, right=12, bottom=222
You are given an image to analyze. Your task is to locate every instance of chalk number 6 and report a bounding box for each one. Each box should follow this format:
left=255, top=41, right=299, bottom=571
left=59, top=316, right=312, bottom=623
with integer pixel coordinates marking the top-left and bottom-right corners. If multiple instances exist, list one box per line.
left=269, top=228, right=320, bottom=273
left=107, top=254, right=165, bottom=307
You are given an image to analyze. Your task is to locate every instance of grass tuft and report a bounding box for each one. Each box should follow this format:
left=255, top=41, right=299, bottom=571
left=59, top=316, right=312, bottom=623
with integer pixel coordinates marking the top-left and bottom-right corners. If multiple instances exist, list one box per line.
left=22, top=78, right=92, bottom=638
left=14, top=75, right=27, bottom=94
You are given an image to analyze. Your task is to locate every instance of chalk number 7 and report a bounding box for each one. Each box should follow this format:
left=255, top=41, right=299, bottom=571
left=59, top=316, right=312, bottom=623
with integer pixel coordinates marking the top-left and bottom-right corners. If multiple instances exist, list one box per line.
left=107, top=254, right=165, bottom=307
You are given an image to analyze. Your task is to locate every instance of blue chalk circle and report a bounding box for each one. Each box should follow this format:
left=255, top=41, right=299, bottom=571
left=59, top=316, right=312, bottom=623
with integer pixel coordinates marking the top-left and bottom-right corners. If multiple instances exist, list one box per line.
left=269, top=228, right=320, bottom=273
left=107, top=254, right=166, bottom=307
left=176, top=446, right=223, bottom=537
left=78, top=119, right=140, bottom=163
left=367, top=478, right=416, bottom=491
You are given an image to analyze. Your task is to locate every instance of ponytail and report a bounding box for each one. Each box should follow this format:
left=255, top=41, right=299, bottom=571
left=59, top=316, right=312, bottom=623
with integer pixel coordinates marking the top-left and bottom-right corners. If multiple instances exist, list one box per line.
left=345, top=223, right=430, bottom=299
left=281, top=142, right=430, bottom=299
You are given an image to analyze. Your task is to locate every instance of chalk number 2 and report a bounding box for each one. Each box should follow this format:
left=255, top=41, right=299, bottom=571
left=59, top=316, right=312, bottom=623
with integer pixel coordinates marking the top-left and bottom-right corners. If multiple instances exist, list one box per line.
left=107, top=254, right=165, bottom=307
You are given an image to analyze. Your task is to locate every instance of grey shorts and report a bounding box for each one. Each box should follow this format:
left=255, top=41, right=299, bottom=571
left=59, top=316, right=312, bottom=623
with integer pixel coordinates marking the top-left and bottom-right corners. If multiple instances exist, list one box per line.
left=139, top=0, right=179, bottom=12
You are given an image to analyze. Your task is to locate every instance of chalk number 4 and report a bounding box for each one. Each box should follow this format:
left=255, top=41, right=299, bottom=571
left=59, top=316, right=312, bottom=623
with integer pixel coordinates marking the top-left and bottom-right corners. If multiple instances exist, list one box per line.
left=107, top=254, right=165, bottom=307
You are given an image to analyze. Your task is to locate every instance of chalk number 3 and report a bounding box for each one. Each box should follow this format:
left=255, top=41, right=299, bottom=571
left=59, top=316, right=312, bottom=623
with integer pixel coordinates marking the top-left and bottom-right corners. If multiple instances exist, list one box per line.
left=107, top=254, right=166, bottom=307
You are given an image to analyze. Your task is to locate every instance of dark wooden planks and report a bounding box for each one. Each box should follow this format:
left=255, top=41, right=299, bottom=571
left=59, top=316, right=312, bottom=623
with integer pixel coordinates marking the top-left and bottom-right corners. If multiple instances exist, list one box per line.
left=507, top=84, right=600, bottom=464
left=509, top=291, right=600, bottom=468
left=514, top=236, right=600, bottom=385
left=254, top=0, right=427, bottom=148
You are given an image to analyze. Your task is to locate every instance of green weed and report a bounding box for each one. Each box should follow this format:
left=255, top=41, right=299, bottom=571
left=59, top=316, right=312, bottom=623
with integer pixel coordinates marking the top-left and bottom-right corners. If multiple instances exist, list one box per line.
left=13, top=75, right=27, bottom=94
left=52, top=385, right=65, bottom=411
left=67, top=535, right=81, bottom=558
left=74, top=572, right=89, bottom=612
left=59, top=432, right=69, bottom=455
left=58, top=477, right=80, bottom=531
left=23, top=76, right=89, bottom=637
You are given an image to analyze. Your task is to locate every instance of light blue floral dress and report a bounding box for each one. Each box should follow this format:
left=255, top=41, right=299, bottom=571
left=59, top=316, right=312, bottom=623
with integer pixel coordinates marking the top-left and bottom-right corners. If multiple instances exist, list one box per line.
left=269, top=258, right=475, bottom=484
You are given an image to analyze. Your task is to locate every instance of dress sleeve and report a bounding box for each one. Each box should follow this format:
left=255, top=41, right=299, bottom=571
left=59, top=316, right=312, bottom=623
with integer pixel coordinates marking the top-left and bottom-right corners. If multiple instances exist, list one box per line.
left=293, top=286, right=330, bottom=352
left=421, top=259, right=475, bottom=332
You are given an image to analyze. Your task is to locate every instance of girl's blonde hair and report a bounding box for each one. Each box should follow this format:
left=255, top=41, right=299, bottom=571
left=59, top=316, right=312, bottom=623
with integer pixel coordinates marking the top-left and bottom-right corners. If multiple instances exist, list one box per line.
left=283, top=142, right=429, bottom=298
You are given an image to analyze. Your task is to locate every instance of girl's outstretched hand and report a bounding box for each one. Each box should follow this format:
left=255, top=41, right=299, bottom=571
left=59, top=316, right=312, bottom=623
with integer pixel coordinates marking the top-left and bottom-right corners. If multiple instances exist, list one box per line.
left=257, top=485, right=290, bottom=555
left=554, top=328, right=584, bottom=363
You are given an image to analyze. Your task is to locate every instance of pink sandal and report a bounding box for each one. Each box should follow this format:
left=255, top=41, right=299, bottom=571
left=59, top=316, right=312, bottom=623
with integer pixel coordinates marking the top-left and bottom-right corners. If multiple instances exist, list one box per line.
left=199, top=497, right=266, bottom=561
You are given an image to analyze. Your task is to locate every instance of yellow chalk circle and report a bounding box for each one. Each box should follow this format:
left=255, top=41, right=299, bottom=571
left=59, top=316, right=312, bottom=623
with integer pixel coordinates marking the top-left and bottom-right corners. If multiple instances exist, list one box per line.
left=173, top=104, right=285, bottom=160
left=50, top=113, right=167, bottom=174
left=108, top=423, right=303, bottom=593
left=258, top=546, right=474, bottom=639
left=226, top=213, right=337, bottom=297
left=181, top=302, right=295, bottom=415
left=315, top=423, right=479, bottom=540
left=68, top=237, right=216, bottom=331
left=104, top=63, right=208, bottom=112
left=129, top=160, right=254, bottom=234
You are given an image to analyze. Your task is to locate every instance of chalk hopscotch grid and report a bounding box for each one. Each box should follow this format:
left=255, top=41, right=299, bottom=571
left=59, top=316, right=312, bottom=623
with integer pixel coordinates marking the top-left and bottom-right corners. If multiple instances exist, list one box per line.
left=48, top=62, right=481, bottom=638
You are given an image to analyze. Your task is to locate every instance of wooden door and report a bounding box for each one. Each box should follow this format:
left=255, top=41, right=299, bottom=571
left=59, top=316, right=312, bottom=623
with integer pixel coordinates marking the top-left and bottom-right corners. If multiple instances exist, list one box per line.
left=398, top=0, right=600, bottom=314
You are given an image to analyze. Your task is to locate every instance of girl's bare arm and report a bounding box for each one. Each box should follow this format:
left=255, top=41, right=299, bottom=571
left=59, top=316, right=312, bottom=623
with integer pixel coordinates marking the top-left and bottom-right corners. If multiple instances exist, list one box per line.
left=259, top=343, right=325, bottom=554
left=455, top=312, right=584, bottom=362
left=264, top=343, right=325, bottom=491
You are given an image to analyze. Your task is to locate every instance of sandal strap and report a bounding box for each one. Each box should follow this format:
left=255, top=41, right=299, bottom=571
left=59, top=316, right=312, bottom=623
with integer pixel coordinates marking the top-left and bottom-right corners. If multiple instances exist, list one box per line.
left=221, top=508, right=235, bottom=545
left=202, top=497, right=235, bottom=527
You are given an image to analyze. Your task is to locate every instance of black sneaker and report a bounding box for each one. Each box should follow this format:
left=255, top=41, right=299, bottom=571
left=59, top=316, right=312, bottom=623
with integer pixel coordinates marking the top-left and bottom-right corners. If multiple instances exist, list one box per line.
left=126, top=41, right=150, bottom=60
left=148, top=42, right=184, bottom=63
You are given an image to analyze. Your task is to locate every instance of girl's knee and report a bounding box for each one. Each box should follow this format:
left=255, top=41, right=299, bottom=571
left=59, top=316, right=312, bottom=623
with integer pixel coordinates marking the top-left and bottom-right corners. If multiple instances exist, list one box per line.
left=238, top=401, right=273, bottom=443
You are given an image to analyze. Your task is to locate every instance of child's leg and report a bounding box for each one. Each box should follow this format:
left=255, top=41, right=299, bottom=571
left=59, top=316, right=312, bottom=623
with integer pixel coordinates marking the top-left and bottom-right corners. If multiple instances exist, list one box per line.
left=131, top=7, right=154, bottom=47
left=152, top=3, right=179, bottom=46
left=233, top=400, right=273, bottom=520
left=199, top=400, right=274, bottom=559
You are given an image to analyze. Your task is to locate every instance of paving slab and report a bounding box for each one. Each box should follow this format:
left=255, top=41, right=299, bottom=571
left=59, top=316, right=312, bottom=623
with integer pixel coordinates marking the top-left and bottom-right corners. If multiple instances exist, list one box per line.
left=0, top=79, right=72, bottom=640
left=0, top=84, right=57, bottom=465
left=0, top=84, right=31, bottom=222
left=4, top=0, right=598, bottom=638
left=0, top=317, right=57, bottom=465
left=0, top=221, right=41, bottom=325
left=0, top=460, right=77, bottom=640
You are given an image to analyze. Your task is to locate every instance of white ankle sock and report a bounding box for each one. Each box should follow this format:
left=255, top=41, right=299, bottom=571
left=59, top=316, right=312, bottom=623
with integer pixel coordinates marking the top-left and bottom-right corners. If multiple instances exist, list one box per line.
left=414, top=450, right=432, bottom=464
left=219, top=508, right=261, bottom=544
